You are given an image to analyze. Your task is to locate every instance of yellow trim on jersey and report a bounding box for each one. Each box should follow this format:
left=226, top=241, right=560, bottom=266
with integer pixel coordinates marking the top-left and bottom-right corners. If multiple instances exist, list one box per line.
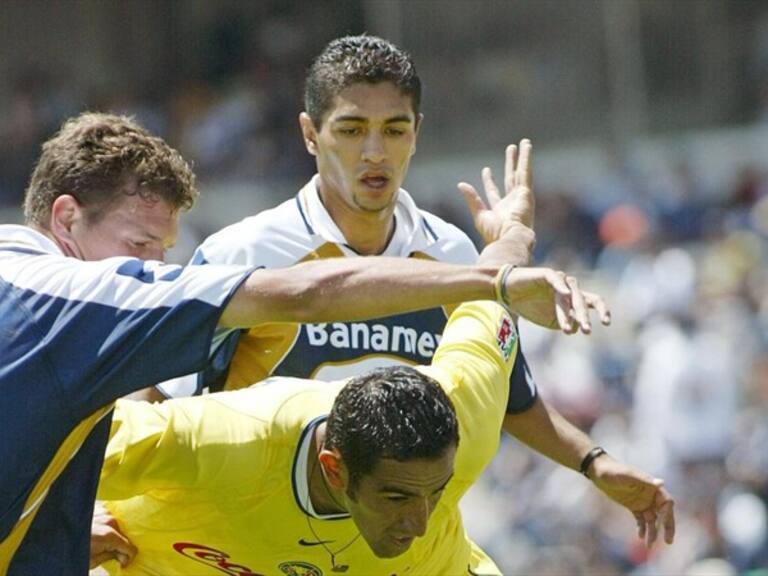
left=223, top=322, right=301, bottom=390
left=0, top=404, right=113, bottom=571
left=224, top=242, right=346, bottom=390
left=298, top=242, right=346, bottom=261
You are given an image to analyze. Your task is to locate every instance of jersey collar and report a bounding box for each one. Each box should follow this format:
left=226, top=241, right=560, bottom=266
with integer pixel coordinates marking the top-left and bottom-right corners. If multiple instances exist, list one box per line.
left=297, top=175, right=437, bottom=257
left=0, top=225, right=63, bottom=255
left=292, top=415, right=350, bottom=521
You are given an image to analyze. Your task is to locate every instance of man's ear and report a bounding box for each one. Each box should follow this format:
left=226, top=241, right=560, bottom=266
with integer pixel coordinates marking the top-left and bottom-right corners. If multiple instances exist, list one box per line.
left=49, top=195, right=82, bottom=242
left=299, top=112, right=319, bottom=156
left=318, top=447, right=346, bottom=490
left=411, top=112, right=424, bottom=156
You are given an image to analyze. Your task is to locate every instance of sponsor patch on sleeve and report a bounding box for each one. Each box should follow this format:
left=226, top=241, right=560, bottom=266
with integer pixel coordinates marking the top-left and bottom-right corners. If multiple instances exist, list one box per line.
left=496, top=315, right=517, bottom=361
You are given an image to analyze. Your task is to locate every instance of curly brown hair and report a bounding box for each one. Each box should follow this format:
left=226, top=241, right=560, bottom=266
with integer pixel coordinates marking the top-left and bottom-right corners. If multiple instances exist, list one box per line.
left=24, top=112, right=197, bottom=227
left=304, top=35, right=421, bottom=130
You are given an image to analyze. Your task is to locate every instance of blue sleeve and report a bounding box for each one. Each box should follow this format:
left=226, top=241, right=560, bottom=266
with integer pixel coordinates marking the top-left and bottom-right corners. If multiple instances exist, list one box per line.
left=12, top=254, right=252, bottom=414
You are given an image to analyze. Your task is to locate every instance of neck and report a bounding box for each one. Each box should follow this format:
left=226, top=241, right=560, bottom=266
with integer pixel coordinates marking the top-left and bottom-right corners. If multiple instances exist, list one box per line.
left=317, top=182, right=395, bottom=256
left=308, top=423, right=348, bottom=515
left=30, top=223, right=76, bottom=258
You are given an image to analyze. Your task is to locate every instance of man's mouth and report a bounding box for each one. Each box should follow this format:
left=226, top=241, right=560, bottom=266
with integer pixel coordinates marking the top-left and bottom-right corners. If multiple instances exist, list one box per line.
left=359, top=175, right=390, bottom=190
left=392, top=535, right=414, bottom=547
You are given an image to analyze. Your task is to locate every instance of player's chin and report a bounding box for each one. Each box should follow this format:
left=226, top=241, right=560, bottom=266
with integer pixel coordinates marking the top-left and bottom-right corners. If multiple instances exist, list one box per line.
left=372, top=536, right=415, bottom=558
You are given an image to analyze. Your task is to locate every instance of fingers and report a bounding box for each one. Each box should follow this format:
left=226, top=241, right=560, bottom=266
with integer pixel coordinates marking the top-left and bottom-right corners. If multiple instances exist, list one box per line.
left=504, top=143, right=518, bottom=195
left=457, top=182, right=484, bottom=220
left=634, top=512, right=646, bottom=541
left=481, top=167, right=502, bottom=207
left=635, top=480, right=675, bottom=548
left=655, top=483, right=676, bottom=545
left=91, top=517, right=138, bottom=569
left=90, top=551, right=114, bottom=569
left=545, top=270, right=575, bottom=333
left=584, top=291, right=611, bottom=326
left=644, top=508, right=659, bottom=546
left=565, top=276, right=591, bottom=334
left=516, top=139, right=532, bottom=192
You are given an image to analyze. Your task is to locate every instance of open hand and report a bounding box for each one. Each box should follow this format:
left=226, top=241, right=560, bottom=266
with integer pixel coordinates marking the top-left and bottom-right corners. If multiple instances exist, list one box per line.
left=503, top=267, right=610, bottom=334
left=591, top=457, right=676, bottom=546
left=458, top=140, right=535, bottom=246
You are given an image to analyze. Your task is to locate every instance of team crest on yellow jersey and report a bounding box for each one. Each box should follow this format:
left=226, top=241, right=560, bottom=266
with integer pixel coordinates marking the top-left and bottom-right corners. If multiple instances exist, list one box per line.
left=496, top=316, right=516, bottom=361
left=279, top=561, right=323, bottom=576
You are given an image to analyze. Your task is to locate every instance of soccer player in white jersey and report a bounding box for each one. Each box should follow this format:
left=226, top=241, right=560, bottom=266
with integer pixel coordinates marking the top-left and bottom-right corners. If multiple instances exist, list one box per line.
left=150, top=35, right=535, bottom=399
left=0, top=111, right=595, bottom=574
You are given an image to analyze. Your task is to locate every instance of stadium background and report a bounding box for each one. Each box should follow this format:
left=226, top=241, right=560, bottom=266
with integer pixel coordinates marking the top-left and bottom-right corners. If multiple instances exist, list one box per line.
left=1, top=1, right=767, bottom=574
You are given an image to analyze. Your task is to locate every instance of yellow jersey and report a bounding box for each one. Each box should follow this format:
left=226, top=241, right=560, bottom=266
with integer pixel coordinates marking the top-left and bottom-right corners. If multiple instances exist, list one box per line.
left=99, top=301, right=518, bottom=575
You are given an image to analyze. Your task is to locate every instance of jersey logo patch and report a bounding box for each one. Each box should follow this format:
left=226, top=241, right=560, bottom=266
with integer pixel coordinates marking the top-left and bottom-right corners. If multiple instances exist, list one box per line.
left=496, top=316, right=516, bottom=361
left=173, top=542, right=264, bottom=575
left=279, top=561, right=323, bottom=576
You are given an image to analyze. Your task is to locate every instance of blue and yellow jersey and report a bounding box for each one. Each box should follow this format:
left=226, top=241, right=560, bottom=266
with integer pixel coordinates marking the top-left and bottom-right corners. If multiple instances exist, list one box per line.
left=100, top=301, right=518, bottom=576
left=159, top=176, right=536, bottom=417
left=0, top=225, right=251, bottom=575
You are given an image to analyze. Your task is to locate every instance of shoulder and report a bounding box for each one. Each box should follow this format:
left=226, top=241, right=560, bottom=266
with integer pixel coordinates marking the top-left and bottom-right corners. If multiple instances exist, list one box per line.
left=415, top=208, right=479, bottom=265
left=195, top=198, right=319, bottom=267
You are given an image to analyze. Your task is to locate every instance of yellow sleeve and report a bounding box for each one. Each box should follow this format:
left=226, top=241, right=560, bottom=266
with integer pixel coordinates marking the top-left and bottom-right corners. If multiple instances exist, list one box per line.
left=97, top=397, right=270, bottom=500
left=421, top=301, right=518, bottom=481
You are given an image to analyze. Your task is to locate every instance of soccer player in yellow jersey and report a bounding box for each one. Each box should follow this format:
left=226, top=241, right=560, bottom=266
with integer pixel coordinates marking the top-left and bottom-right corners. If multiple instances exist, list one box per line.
left=98, top=278, right=674, bottom=575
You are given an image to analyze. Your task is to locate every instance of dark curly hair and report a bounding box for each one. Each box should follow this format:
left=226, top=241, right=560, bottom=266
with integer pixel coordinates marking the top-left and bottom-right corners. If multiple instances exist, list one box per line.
left=325, top=366, right=459, bottom=493
left=304, top=34, right=422, bottom=129
left=24, top=112, right=197, bottom=227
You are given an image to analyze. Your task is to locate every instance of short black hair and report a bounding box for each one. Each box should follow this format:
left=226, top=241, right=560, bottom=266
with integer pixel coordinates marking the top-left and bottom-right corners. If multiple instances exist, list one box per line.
left=325, top=366, right=459, bottom=492
left=304, top=34, right=421, bottom=129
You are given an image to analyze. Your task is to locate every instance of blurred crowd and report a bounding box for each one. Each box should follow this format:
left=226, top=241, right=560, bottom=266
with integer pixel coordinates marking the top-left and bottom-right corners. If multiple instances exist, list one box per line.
left=461, top=159, right=768, bottom=575
left=4, top=14, right=768, bottom=576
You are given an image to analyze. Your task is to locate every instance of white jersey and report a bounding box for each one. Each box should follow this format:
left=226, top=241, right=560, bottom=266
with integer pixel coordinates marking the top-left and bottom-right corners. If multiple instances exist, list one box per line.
left=159, top=176, right=536, bottom=416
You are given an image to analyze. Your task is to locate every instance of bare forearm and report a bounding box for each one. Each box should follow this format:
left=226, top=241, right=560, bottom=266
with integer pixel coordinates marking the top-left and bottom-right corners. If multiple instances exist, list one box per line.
left=221, top=257, right=499, bottom=328
left=502, top=396, right=594, bottom=471
left=478, top=223, right=535, bottom=267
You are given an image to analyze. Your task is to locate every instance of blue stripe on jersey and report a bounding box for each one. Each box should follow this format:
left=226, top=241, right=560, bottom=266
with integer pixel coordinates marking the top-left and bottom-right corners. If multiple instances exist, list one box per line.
left=295, top=195, right=315, bottom=235
left=420, top=214, right=439, bottom=242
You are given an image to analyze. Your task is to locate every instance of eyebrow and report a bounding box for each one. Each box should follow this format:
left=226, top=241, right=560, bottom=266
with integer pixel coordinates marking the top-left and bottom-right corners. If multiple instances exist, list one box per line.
left=333, top=114, right=414, bottom=124
left=380, top=474, right=454, bottom=497
left=134, top=231, right=174, bottom=249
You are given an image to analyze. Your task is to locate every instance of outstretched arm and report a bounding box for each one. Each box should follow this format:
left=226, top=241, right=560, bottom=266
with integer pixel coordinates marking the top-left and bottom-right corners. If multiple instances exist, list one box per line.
left=503, top=398, right=675, bottom=546
left=220, top=257, right=500, bottom=328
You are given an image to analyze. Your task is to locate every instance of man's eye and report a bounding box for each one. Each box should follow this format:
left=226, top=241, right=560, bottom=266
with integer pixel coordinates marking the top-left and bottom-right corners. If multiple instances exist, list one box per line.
left=385, top=495, right=408, bottom=502
left=338, top=127, right=361, bottom=135
left=385, top=127, right=405, bottom=136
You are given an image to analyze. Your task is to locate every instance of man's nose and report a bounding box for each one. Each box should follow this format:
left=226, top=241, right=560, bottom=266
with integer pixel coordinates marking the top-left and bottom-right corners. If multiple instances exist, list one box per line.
left=403, top=499, right=430, bottom=538
left=361, top=132, right=385, bottom=164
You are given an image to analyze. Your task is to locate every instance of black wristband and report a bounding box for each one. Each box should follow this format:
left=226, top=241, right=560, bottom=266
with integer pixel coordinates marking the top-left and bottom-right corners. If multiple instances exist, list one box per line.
left=579, top=446, right=606, bottom=478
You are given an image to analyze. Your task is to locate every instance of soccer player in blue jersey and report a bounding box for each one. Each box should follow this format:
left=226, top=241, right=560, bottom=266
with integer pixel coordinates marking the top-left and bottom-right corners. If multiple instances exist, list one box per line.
left=0, top=112, right=596, bottom=574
